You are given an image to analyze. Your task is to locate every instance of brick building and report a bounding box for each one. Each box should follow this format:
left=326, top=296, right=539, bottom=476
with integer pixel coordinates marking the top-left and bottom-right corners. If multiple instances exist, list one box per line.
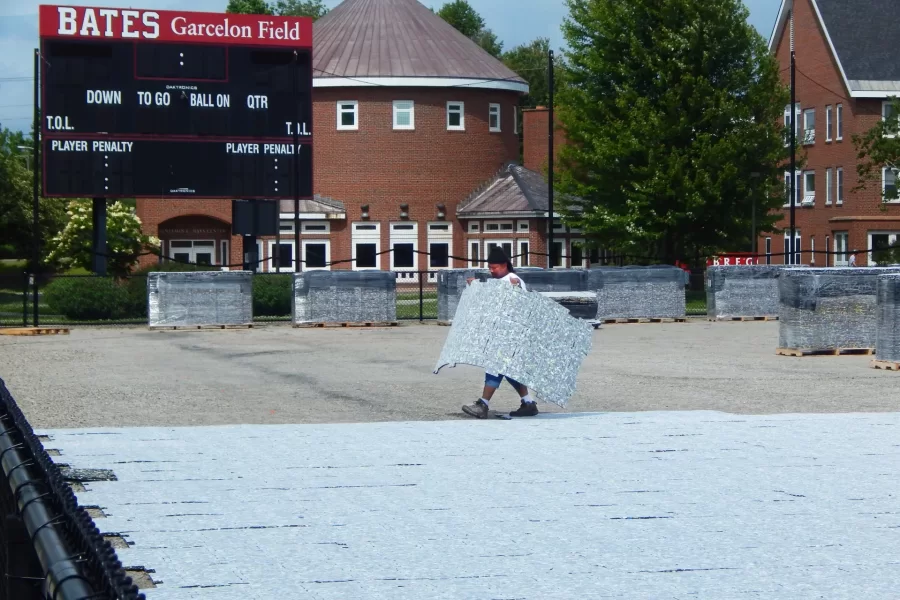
left=766, top=0, right=900, bottom=266
left=137, top=0, right=583, bottom=274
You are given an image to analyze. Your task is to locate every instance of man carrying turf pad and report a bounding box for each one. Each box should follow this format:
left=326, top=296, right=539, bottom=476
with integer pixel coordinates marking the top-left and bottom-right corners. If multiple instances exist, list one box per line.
left=461, top=246, right=539, bottom=419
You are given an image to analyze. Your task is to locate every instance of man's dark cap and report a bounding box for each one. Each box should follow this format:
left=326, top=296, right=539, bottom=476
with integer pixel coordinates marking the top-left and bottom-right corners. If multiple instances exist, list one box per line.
left=487, top=246, right=510, bottom=265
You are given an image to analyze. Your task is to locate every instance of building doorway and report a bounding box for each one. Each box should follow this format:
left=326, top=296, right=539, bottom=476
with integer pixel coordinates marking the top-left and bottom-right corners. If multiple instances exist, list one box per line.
left=169, top=240, right=217, bottom=265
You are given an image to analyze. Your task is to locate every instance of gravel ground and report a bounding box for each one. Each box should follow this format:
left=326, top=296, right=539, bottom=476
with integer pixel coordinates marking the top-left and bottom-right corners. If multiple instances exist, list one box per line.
left=1, top=320, right=898, bottom=429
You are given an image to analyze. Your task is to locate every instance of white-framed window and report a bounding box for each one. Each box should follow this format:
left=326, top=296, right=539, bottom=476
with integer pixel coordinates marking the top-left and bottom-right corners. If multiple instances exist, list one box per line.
left=550, top=241, right=564, bottom=268
left=517, top=221, right=530, bottom=233
left=485, top=240, right=513, bottom=263
left=337, top=100, right=358, bottom=131
left=427, top=222, right=452, bottom=269
left=825, top=168, right=833, bottom=204
left=514, top=106, right=518, bottom=135
left=784, top=230, right=801, bottom=265
left=267, top=240, right=295, bottom=272
left=352, top=222, right=381, bottom=270
left=390, top=222, right=418, bottom=271
left=883, top=166, right=899, bottom=202
left=802, top=170, right=815, bottom=205
left=837, top=167, right=844, bottom=204
left=826, top=105, right=833, bottom=142
left=302, top=221, right=330, bottom=234
left=393, top=100, right=414, bottom=130
left=570, top=239, right=587, bottom=268
left=868, top=232, right=900, bottom=266
left=810, top=236, right=815, bottom=265
left=303, top=239, right=330, bottom=270
left=517, top=239, right=530, bottom=267
left=765, top=237, right=772, bottom=265
left=883, top=100, right=898, bottom=137
left=783, top=102, right=800, bottom=145
left=825, top=235, right=831, bottom=266
left=279, top=219, right=295, bottom=233
left=469, top=240, right=481, bottom=267
left=836, top=103, right=843, bottom=140
left=834, top=232, right=849, bottom=266
left=803, top=108, right=815, bottom=144
left=169, top=240, right=216, bottom=266
left=784, top=170, right=801, bottom=206
left=485, top=220, right=514, bottom=232
left=547, top=218, right=566, bottom=234
left=447, top=101, right=464, bottom=131
left=488, top=103, right=501, bottom=132
left=220, top=239, right=230, bottom=271
left=468, top=221, right=480, bottom=233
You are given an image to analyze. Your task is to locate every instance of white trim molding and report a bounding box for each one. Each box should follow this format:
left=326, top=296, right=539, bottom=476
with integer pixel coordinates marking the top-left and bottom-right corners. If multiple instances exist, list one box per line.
left=314, top=76, right=529, bottom=94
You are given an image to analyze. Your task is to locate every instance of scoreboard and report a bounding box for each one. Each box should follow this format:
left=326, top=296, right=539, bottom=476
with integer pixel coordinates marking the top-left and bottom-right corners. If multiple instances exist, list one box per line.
left=39, top=5, right=314, bottom=199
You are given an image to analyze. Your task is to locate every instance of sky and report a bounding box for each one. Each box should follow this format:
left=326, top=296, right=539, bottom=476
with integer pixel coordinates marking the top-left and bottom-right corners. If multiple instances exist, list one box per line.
left=0, top=0, right=781, bottom=133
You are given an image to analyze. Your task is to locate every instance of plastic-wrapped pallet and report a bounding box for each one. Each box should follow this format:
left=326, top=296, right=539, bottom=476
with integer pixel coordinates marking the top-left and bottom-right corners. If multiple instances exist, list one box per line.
left=876, top=274, right=900, bottom=362
left=437, top=269, right=489, bottom=323
left=706, top=265, right=785, bottom=319
left=292, top=271, right=396, bottom=324
left=434, top=279, right=593, bottom=407
left=147, top=271, right=253, bottom=328
left=539, top=292, right=599, bottom=320
left=778, top=267, right=900, bottom=350
left=588, top=265, right=686, bottom=319
left=516, top=268, right=589, bottom=293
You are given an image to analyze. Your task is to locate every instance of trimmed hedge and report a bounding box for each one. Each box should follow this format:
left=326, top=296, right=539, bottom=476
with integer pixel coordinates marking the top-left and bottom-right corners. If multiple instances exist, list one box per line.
left=253, top=274, right=292, bottom=317
left=43, top=277, right=129, bottom=320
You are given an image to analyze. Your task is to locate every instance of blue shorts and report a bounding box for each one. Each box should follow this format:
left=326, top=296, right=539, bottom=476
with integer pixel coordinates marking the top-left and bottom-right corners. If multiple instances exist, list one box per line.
left=485, top=372, right=524, bottom=390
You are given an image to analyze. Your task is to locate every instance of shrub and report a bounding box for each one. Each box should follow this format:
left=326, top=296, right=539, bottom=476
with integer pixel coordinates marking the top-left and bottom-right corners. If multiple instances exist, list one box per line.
left=253, top=274, right=292, bottom=317
left=43, top=277, right=128, bottom=321
left=123, top=262, right=219, bottom=318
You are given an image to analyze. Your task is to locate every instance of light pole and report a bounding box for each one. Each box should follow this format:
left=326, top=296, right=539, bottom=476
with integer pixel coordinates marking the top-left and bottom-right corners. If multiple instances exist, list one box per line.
left=750, top=172, right=760, bottom=256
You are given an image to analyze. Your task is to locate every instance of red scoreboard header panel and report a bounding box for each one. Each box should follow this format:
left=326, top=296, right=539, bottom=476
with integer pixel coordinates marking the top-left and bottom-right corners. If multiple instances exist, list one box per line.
left=39, top=4, right=314, bottom=199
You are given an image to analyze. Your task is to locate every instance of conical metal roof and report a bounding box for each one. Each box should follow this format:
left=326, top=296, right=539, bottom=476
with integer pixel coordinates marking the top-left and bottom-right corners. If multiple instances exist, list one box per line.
left=312, top=0, right=527, bottom=91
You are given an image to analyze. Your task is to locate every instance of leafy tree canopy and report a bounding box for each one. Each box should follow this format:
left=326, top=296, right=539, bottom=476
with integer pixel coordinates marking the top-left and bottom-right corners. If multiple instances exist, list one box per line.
left=226, top=0, right=329, bottom=19
left=435, top=0, right=502, bottom=58
left=854, top=97, right=900, bottom=206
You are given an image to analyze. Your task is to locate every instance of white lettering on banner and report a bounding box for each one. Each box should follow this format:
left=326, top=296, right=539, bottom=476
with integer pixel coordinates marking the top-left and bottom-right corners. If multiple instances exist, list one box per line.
left=58, top=7, right=159, bottom=39
left=51, top=140, right=88, bottom=152
left=86, top=90, right=122, bottom=105
left=225, top=143, right=260, bottom=154
left=258, top=21, right=302, bottom=41
left=284, top=121, right=311, bottom=136
left=57, top=7, right=77, bottom=35
left=92, top=141, right=133, bottom=153
left=171, top=16, right=252, bottom=39
left=263, top=144, right=295, bottom=154
left=79, top=8, right=99, bottom=36
left=247, top=95, right=268, bottom=110
left=45, top=115, right=74, bottom=131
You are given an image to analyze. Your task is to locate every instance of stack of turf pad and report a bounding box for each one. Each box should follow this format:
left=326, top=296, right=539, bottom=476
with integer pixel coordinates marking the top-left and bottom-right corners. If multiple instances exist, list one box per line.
left=147, top=271, right=253, bottom=327
left=876, top=274, right=900, bottom=362
left=778, top=267, right=900, bottom=350
left=706, top=265, right=784, bottom=319
left=292, top=271, right=397, bottom=324
left=589, top=265, right=686, bottom=319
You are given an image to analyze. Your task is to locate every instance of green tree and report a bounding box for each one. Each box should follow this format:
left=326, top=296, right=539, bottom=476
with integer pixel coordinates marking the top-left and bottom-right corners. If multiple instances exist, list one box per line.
left=226, top=0, right=273, bottom=14
left=44, top=199, right=160, bottom=277
left=853, top=96, right=900, bottom=207
left=555, top=0, right=791, bottom=265
left=435, top=1, right=503, bottom=57
left=502, top=37, right=552, bottom=108
left=0, top=126, right=67, bottom=264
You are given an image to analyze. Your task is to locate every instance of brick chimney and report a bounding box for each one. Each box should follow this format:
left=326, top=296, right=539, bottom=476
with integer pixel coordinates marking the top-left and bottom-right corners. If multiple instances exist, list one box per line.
left=522, top=107, right=567, bottom=175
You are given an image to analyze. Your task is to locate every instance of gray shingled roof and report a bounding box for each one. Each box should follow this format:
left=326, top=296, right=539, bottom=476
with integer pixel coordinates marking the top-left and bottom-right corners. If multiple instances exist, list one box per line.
left=279, top=195, right=346, bottom=215
left=312, top=0, right=526, bottom=85
left=457, top=163, right=580, bottom=217
left=816, top=0, right=900, bottom=84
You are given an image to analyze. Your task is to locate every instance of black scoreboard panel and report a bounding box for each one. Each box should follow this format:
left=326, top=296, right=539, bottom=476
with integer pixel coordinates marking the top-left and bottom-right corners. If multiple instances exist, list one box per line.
left=44, top=139, right=312, bottom=198
left=42, top=40, right=312, bottom=138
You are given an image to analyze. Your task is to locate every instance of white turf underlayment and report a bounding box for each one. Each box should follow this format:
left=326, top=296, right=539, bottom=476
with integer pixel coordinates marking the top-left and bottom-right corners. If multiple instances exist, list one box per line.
left=41, top=412, right=900, bottom=599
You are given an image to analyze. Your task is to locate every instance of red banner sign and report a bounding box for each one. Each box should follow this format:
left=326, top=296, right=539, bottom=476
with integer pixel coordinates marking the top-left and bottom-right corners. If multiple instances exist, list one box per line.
left=707, top=253, right=760, bottom=266
left=39, top=5, right=313, bottom=47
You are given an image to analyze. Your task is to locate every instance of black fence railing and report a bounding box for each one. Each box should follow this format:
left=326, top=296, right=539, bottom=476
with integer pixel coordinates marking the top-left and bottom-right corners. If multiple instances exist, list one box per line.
left=0, top=377, right=145, bottom=599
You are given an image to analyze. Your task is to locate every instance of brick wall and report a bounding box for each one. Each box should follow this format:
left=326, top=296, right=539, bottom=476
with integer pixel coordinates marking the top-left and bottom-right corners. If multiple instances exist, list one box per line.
left=767, top=0, right=900, bottom=266
left=137, top=86, right=521, bottom=270
left=521, top=108, right=567, bottom=175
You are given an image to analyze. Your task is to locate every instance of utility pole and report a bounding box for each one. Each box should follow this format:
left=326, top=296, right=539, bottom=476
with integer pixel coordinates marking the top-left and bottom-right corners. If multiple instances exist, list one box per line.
left=789, top=12, right=796, bottom=266
left=547, top=49, right=555, bottom=268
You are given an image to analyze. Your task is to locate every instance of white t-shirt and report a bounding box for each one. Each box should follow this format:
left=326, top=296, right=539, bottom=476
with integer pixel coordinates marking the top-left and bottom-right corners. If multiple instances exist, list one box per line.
left=497, top=272, right=527, bottom=291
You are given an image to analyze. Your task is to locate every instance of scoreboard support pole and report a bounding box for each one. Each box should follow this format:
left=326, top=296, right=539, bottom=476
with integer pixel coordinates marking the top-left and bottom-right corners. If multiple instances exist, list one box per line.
left=293, top=52, right=301, bottom=273
left=91, top=199, right=108, bottom=275
left=32, top=48, right=40, bottom=326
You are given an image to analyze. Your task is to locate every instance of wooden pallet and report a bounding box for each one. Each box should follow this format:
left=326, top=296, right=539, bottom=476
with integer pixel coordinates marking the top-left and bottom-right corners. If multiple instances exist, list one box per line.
left=150, top=324, right=254, bottom=331
left=776, top=347, right=875, bottom=357
left=293, top=321, right=399, bottom=329
left=871, top=359, right=900, bottom=371
left=0, top=327, right=70, bottom=336
left=601, top=317, right=687, bottom=324
left=710, top=316, right=779, bottom=322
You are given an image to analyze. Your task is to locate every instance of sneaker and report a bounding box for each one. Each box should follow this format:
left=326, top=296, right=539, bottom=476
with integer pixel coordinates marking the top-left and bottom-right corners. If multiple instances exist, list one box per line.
left=462, top=399, right=489, bottom=419
left=510, top=401, right=539, bottom=417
